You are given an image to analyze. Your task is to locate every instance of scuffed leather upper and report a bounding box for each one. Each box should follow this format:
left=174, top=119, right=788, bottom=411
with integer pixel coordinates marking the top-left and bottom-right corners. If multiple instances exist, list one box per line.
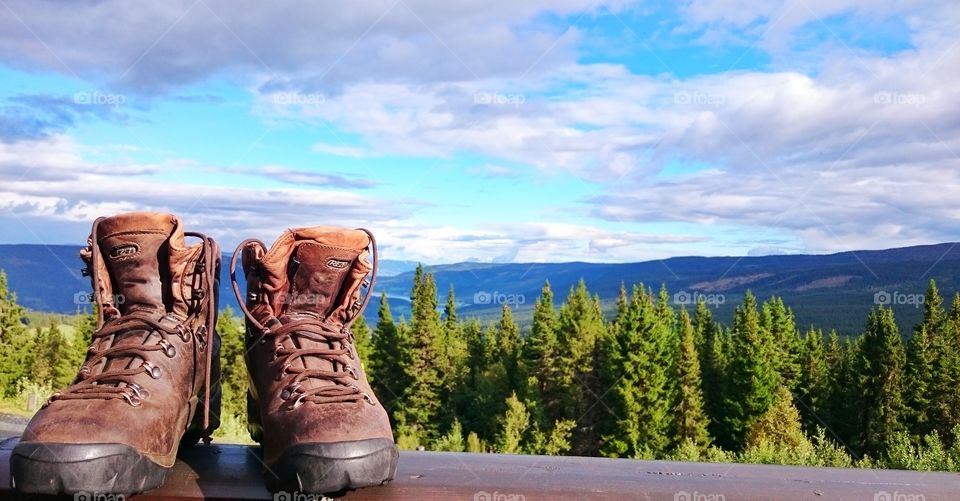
left=19, top=212, right=218, bottom=467
left=240, top=227, right=393, bottom=465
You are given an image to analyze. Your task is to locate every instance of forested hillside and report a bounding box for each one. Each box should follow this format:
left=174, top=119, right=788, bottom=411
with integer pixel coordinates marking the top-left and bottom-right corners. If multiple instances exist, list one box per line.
left=3, top=266, right=960, bottom=471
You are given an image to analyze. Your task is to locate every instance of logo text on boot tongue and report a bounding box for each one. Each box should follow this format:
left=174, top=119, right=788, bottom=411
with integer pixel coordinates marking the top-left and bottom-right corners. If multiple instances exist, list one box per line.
left=326, top=258, right=350, bottom=269
left=109, top=243, right=141, bottom=259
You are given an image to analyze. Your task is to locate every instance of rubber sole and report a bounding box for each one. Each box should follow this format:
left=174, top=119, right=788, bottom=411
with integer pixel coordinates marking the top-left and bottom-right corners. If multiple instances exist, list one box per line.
left=264, top=438, right=399, bottom=494
left=10, top=442, right=169, bottom=495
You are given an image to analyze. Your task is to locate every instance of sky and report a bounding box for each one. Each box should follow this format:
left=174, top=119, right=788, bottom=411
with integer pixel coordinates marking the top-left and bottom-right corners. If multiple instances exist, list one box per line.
left=0, top=0, right=957, bottom=264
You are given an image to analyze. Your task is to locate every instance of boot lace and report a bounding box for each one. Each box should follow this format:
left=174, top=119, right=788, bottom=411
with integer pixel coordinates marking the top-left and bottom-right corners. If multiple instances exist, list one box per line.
left=229, top=229, right=378, bottom=409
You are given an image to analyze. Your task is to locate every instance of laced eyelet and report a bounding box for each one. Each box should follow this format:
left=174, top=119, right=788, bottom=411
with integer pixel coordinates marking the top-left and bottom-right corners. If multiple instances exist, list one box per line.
left=158, top=339, right=176, bottom=358
left=176, top=324, right=190, bottom=342
left=276, top=362, right=291, bottom=381
left=344, top=365, right=358, bottom=380
left=128, top=383, right=149, bottom=399
left=291, top=394, right=306, bottom=409
left=78, top=365, right=91, bottom=378
left=142, top=361, right=162, bottom=379
left=272, top=344, right=283, bottom=361
left=124, top=392, right=142, bottom=407
left=280, top=383, right=300, bottom=401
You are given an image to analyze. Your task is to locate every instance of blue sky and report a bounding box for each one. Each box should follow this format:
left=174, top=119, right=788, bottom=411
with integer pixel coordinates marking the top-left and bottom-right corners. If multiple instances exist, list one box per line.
left=0, top=1, right=957, bottom=263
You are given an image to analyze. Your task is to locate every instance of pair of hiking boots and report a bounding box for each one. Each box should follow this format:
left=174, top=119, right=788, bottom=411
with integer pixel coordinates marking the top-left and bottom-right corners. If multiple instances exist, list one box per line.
left=9, top=212, right=398, bottom=495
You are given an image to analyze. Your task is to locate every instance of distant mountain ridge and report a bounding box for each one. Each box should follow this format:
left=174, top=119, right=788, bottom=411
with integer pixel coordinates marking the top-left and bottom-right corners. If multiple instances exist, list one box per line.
left=2, top=243, right=958, bottom=335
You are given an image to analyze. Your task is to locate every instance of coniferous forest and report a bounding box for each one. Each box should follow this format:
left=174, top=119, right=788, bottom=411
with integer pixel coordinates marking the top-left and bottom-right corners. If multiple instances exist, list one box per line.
left=4, top=266, right=960, bottom=471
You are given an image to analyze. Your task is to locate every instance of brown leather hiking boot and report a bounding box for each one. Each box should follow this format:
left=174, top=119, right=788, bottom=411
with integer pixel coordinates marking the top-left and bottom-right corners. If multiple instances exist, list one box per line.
left=230, top=226, right=397, bottom=494
left=11, top=212, right=220, bottom=495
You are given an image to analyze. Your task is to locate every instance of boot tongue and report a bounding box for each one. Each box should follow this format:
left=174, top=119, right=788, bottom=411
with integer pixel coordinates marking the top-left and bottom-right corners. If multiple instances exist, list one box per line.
left=284, top=242, right=357, bottom=323
left=97, top=213, right=176, bottom=315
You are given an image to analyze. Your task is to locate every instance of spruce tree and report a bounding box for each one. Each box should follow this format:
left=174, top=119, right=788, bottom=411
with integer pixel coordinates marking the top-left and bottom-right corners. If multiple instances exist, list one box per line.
left=497, top=304, right=523, bottom=391
left=923, top=281, right=959, bottom=440
left=0, top=270, right=30, bottom=394
left=497, top=392, right=531, bottom=454
left=600, top=285, right=675, bottom=458
left=396, top=266, right=444, bottom=442
left=675, top=307, right=711, bottom=450
left=371, top=294, right=405, bottom=415
left=762, top=297, right=802, bottom=391
left=858, top=306, right=907, bottom=456
left=904, top=325, right=933, bottom=439
left=555, top=280, right=605, bottom=455
left=746, top=385, right=809, bottom=451
left=351, top=315, right=373, bottom=364
left=932, top=292, right=960, bottom=439
left=215, top=306, right=247, bottom=421
left=437, top=286, right=469, bottom=434
left=722, top=291, right=780, bottom=449
left=703, top=324, right=729, bottom=447
left=797, top=328, right=828, bottom=434
left=524, top=281, right=561, bottom=426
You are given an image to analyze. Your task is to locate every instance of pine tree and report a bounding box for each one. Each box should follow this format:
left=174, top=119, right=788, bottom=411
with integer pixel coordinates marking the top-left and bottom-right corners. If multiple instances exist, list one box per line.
left=675, top=307, right=711, bottom=450
left=722, top=291, right=780, bottom=449
left=858, top=306, right=907, bottom=456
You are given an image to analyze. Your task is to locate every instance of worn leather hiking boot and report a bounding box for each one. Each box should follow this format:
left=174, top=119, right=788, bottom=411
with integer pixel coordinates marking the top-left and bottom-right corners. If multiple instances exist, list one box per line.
left=230, top=226, right=397, bottom=494
left=11, top=212, right=221, bottom=495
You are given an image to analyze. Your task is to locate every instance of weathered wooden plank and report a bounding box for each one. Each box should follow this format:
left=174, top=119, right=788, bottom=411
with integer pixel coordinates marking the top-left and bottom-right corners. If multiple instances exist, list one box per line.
left=2, top=437, right=959, bottom=500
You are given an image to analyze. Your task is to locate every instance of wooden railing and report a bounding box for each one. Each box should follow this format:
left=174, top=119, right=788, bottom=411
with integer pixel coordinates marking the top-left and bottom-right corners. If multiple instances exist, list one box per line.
left=2, top=437, right=958, bottom=500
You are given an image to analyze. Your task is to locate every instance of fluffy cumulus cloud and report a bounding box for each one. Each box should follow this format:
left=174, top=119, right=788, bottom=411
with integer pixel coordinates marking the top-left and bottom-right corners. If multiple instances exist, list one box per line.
left=0, top=0, right=632, bottom=92
left=0, top=0, right=958, bottom=261
left=0, top=136, right=410, bottom=246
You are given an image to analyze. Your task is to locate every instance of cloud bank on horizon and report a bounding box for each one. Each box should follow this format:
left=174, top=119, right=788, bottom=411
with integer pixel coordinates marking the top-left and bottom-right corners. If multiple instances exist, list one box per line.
left=0, top=0, right=957, bottom=263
